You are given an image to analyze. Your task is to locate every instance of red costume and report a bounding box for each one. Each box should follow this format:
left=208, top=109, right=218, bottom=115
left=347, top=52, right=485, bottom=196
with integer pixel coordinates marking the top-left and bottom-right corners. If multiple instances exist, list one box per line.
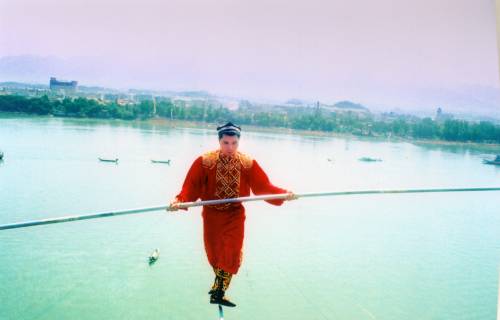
left=175, top=150, right=288, bottom=275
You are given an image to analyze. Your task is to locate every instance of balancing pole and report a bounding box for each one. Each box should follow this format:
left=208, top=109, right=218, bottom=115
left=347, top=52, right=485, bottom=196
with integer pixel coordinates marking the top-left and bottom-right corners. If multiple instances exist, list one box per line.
left=1, top=187, right=500, bottom=231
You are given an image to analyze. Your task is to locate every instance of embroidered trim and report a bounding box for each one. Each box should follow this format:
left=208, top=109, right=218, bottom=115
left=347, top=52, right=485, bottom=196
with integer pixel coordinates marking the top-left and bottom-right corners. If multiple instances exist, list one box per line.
left=202, top=150, right=253, bottom=170
left=212, top=154, right=241, bottom=210
left=237, top=152, right=253, bottom=169
left=202, top=150, right=220, bottom=169
left=202, top=150, right=253, bottom=210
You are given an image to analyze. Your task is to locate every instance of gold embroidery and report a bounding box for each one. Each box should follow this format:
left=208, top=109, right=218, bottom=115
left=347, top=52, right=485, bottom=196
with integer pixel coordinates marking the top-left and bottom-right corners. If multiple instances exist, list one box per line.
left=202, top=150, right=219, bottom=169
left=203, top=150, right=253, bottom=210
left=213, top=268, right=233, bottom=292
left=218, top=269, right=233, bottom=291
left=237, top=152, right=253, bottom=169
left=212, top=154, right=241, bottom=210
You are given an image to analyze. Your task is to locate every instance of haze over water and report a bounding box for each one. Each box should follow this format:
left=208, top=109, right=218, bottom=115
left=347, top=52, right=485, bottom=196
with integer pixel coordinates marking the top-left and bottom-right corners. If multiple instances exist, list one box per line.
left=1, top=116, right=500, bottom=319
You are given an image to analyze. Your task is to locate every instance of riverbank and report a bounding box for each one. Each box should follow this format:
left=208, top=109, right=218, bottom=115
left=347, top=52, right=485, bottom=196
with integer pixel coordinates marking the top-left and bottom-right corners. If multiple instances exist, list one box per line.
left=2, top=112, right=500, bottom=153
left=1, top=93, right=500, bottom=146
left=147, top=117, right=500, bottom=153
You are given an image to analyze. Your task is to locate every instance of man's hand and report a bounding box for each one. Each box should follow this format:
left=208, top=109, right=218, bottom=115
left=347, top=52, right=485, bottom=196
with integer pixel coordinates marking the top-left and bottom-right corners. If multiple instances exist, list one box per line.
left=166, top=198, right=181, bottom=212
left=285, top=192, right=299, bottom=201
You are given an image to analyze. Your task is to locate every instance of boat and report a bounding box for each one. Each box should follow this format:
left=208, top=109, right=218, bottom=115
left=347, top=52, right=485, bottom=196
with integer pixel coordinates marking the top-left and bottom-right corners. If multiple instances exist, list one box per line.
left=151, top=159, right=171, bottom=165
left=483, top=155, right=500, bottom=166
left=0, top=151, right=3, bottom=160
left=359, top=157, right=382, bottom=162
left=483, top=160, right=500, bottom=165
left=98, top=157, right=118, bottom=163
left=149, top=248, right=160, bottom=265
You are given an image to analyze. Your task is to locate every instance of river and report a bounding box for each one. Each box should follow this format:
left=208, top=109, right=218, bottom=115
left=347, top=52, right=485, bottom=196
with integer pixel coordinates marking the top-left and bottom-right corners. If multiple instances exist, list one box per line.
left=1, top=116, right=499, bottom=319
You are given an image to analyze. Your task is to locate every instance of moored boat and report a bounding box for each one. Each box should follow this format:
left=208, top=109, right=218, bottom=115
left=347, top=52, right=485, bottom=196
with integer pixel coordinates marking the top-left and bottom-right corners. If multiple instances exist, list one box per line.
left=98, top=157, right=118, bottom=163
left=359, top=157, right=382, bottom=162
left=151, top=159, right=171, bottom=164
left=483, top=155, right=500, bottom=166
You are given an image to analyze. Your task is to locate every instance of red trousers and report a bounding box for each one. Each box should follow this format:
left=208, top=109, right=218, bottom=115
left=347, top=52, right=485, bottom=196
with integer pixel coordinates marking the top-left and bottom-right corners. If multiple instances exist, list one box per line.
left=202, top=206, right=246, bottom=275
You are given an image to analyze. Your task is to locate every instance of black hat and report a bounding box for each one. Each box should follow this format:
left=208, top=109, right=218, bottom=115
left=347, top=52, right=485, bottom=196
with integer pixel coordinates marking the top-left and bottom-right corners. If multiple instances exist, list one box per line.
left=217, top=122, right=241, bottom=136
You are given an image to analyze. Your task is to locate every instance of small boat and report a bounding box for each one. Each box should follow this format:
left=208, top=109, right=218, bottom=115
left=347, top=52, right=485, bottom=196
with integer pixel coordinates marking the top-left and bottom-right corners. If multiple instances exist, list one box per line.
left=359, top=157, right=382, bottom=162
left=98, top=157, right=118, bottom=163
left=0, top=151, right=3, bottom=160
left=483, top=160, right=500, bottom=165
left=483, top=155, right=500, bottom=166
left=151, top=159, right=171, bottom=165
left=149, top=248, right=160, bottom=265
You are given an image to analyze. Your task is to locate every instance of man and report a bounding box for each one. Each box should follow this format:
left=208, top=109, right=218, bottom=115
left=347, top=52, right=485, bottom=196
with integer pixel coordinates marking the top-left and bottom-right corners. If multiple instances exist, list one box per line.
left=168, top=122, right=296, bottom=307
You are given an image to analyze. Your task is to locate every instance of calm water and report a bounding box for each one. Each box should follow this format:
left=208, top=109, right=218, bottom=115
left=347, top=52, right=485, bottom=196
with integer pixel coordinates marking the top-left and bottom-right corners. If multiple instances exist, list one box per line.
left=1, top=116, right=499, bottom=320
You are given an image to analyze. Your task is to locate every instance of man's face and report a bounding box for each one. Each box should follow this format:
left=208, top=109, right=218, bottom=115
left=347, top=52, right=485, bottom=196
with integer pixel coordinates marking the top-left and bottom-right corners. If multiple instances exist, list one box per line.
left=219, top=135, right=239, bottom=156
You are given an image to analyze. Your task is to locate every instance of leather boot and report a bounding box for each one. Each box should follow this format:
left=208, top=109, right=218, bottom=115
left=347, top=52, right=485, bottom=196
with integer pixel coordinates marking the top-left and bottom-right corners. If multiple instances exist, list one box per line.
left=209, top=268, right=236, bottom=307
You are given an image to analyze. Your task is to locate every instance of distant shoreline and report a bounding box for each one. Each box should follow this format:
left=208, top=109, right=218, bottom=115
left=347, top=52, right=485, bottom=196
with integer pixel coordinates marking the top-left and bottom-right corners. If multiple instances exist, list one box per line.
left=148, top=118, right=500, bottom=150
left=2, top=93, right=500, bottom=146
left=2, top=112, right=500, bottom=153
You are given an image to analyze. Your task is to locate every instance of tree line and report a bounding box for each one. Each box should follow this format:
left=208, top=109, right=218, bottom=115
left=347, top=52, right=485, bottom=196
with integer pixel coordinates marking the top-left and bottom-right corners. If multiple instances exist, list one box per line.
left=0, top=94, right=499, bottom=143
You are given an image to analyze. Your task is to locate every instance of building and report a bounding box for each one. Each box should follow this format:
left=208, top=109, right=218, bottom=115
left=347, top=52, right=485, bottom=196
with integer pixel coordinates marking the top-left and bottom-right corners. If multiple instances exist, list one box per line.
left=49, top=77, right=77, bottom=92
left=435, top=107, right=453, bottom=122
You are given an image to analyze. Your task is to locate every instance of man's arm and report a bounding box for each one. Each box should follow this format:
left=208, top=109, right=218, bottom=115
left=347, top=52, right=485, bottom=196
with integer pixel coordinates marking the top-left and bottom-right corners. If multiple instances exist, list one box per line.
left=168, top=156, right=204, bottom=211
left=249, top=160, right=295, bottom=206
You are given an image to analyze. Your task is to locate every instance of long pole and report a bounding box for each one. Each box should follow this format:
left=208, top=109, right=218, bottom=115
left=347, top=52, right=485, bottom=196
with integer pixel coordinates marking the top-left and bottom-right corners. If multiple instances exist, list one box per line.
left=0, top=187, right=499, bottom=231
left=0, top=205, right=166, bottom=231
left=176, top=187, right=500, bottom=209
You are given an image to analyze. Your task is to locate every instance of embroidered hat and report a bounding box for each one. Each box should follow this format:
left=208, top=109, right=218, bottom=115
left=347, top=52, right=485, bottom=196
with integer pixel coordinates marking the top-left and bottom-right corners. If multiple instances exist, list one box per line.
left=217, top=122, right=241, bottom=136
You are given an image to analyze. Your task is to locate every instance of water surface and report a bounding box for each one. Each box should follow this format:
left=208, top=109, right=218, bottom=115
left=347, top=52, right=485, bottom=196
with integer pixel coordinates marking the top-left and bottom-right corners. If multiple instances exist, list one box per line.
left=1, top=116, right=499, bottom=320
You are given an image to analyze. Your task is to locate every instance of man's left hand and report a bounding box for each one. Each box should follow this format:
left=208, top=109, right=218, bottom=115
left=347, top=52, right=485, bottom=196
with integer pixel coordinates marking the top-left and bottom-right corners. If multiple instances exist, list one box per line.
left=286, top=192, right=299, bottom=201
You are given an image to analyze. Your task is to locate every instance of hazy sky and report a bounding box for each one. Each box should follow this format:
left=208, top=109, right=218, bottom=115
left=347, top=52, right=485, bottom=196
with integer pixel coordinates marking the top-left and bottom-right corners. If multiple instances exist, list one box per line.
left=0, top=0, right=498, bottom=111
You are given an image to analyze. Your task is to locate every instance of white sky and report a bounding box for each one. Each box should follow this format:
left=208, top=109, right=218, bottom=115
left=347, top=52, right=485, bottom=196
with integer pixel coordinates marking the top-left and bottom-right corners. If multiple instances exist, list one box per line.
left=0, top=0, right=498, bottom=109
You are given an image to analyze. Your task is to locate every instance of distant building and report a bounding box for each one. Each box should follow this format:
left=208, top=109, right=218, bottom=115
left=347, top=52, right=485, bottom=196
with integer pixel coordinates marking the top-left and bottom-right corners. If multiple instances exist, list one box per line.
left=49, top=77, right=77, bottom=92
left=319, top=100, right=370, bottom=114
left=134, top=94, right=154, bottom=102
left=116, top=98, right=134, bottom=106
left=284, top=99, right=306, bottom=106
left=103, top=93, right=129, bottom=101
left=435, top=107, right=453, bottom=122
left=224, top=100, right=239, bottom=110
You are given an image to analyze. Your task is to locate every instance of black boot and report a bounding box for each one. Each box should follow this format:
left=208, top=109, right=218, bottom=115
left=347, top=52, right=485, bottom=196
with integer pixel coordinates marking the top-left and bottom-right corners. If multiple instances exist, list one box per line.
left=209, top=268, right=236, bottom=307
left=210, top=289, right=236, bottom=307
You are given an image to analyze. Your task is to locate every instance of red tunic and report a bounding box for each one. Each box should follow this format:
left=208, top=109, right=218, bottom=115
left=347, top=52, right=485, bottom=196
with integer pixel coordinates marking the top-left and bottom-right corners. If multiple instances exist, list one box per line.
left=175, top=150, right=287, bottom=274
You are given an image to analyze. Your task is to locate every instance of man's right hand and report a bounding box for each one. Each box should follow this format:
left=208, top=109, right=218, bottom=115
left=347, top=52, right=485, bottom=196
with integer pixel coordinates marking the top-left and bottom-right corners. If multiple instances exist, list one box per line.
left=166, top=198, right=181, bottom=212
